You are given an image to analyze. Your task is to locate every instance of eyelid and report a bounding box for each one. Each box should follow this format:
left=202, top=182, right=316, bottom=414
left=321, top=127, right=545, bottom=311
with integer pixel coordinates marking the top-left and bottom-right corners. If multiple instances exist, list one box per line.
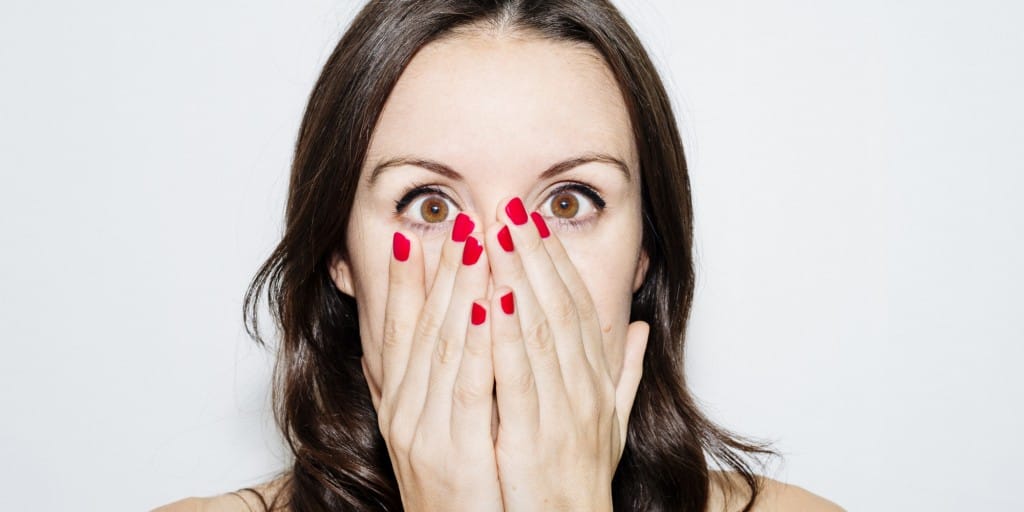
left=536, top=181, right=606, bottom=233
left=540, top=181, right=606, bottom=212
left=393, top=184, right=463, bottom=232
left=394, top=184, right=462, bottom=214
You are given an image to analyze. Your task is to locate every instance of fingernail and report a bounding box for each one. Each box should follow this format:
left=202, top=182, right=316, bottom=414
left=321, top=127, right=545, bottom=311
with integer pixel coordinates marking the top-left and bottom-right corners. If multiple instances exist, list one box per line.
left=452, top=212, right=474, bottom=242
left=462, top=235, right=483, bottom=265
left=471, top=302, right=487, bottom=325
left=505, top=197, right=528, bottom=225
left=530, top=212, right=550, bottom=239
left=392, top=232, right=410, bottom=262
left=500, top=291, right=514, bottom=314
left=497, top=225, right=514, bottom=252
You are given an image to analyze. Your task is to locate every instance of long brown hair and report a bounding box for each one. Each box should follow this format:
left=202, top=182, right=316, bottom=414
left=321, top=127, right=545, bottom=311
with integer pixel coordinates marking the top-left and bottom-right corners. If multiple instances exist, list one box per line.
left=242, top=1, right=777, bottom=510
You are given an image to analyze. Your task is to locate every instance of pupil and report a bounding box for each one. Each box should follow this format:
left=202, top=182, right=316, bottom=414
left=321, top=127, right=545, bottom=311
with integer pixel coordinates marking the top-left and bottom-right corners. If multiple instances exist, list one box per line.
left=552, top=193, right=579, bottom=218
left=421, top=197, right=448, bottom=222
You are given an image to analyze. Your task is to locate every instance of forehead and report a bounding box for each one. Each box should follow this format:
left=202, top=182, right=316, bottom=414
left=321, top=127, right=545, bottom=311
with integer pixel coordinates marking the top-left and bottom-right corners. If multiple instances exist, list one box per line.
left=365, top=32, right=637, bottom=180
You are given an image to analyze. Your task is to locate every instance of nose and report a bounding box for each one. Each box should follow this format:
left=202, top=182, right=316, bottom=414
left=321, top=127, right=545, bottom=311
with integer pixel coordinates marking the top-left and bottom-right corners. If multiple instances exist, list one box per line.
left=467, top=191, right=516, bottom=300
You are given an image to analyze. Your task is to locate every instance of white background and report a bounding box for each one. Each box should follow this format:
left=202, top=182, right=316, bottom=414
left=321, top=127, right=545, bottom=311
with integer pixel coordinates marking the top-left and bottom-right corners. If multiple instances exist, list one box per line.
left=2, top=1, right=1021, bottom=510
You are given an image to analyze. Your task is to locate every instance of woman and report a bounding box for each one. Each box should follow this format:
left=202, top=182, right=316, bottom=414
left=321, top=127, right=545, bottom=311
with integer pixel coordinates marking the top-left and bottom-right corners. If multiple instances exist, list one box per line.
left=157, top=0, right=842, bottom=510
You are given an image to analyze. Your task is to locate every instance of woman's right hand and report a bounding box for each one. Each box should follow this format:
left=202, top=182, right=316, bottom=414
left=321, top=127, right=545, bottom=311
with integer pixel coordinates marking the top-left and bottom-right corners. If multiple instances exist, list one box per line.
left=374, top=212, right=503, bottom=512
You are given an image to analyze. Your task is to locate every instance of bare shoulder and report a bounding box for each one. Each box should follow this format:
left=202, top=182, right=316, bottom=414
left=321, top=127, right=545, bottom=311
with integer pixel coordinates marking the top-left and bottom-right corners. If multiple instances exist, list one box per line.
left=150, top=475, right=291, bottom=512
left=707, top=470, right=845, bottom=512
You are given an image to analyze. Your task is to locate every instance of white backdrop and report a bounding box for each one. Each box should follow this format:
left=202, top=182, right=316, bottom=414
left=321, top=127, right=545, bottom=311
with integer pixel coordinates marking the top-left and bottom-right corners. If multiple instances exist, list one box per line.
left=2, top=1, right=1021, bottom=510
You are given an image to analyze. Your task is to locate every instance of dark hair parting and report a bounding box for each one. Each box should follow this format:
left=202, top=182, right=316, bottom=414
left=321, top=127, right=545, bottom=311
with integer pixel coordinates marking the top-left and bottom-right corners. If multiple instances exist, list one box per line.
left=243, top=1, right=778, bottom=510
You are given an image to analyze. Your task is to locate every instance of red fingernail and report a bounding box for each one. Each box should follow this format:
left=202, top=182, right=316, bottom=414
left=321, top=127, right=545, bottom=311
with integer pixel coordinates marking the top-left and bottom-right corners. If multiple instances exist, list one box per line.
left=392, top=232, right=410, bottom=262
left=471, top=303, right=486, bottom=325
left=452, top=212, right=474, bottom=242
left=505, top=197, right=528, bottom=225
left=530, top=211, right=550, bottom=238
left=462, top=236, right=483, bottom=265
left=500, top=291, right=514, bottom=315
left=497, top=225, right=514, bottom=252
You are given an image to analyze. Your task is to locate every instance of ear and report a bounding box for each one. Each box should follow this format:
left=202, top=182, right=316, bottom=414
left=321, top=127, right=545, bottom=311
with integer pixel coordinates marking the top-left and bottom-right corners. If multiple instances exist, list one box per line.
left=329, top=250, right=356, bottom=298
left=632, top=246, right=649, bottom=293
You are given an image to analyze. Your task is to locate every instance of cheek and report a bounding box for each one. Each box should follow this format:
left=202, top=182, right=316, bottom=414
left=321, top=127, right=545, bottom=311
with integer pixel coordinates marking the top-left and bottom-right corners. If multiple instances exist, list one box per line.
left=354, top=265, right=389, bottom=391
left=419, top=236, right=445, bottom=291
left=565, top=239, right=639, bottom=379
left=351, top=225, right=446, bottom=391
left=347, top=217, right=397, bottom=389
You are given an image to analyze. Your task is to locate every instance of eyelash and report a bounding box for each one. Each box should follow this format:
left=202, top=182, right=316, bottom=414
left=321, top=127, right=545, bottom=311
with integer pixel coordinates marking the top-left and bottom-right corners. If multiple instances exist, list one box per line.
left=392, top=183, right=453, bottom=234
left=393, top=182, right=607, bottom=234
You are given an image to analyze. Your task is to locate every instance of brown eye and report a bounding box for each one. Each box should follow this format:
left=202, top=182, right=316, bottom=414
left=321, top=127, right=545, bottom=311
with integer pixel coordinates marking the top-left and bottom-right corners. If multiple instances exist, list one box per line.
left=549, top=191, right=580, bottom=219
left=419, top=196, right=450, bottom=223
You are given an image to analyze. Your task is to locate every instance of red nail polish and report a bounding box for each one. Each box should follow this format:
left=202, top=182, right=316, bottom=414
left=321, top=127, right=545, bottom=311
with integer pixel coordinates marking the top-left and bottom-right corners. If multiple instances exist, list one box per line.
left=505, top=197, right=528, bottom=225
left=497, top=225, right=514, bottom=252
left=500, top=291, right=514, bottom=315
left=452, top=212, right=474, bottom=242
left=471, top=302, right=486, bottom=325
left=462, top=236, right=483, bottom=265
left=393, top=232, right=410, bottom=262
left=530, top=212, right=550, bottom=239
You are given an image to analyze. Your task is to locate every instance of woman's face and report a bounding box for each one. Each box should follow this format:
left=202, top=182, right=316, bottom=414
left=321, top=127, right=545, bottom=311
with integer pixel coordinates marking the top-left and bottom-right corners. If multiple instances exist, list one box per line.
left=330, top=31, right=648, bottom=408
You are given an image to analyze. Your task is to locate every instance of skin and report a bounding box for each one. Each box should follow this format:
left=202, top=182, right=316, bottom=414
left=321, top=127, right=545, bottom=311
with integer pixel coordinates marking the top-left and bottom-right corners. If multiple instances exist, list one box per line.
left=153, top=29, right=845, bottom=512
left=336, top=29, right=649, bottom=414
left=330, top=29, right=649, bottom=511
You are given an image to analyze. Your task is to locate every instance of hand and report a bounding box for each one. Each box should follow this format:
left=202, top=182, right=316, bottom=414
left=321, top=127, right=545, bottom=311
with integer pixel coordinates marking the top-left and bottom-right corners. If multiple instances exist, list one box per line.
left=482, top=196, right=650, bottom=512
left=373, top=213, right=504, bottom=512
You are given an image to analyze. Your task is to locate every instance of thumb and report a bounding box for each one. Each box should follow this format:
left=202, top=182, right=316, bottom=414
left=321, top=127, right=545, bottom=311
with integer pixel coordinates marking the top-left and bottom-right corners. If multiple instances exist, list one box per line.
left=362, top=356, right=381, bottom=412
left=614, top=320, right=650, bottom=448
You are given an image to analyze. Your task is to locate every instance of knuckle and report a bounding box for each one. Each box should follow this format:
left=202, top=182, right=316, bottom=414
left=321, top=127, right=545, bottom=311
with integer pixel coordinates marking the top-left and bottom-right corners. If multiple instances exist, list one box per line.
left=463, top=335, right=489, bottom=357
left=507, top=263, right=529, bottom=287
left=575, top=298, right=598, bottom=325
left=376, top=412, right=390, bottom=437
left=415, top=308, right=444, bottom=340
left=408, top=434, right=435, bottom=469
left=382, top=319, right=404, bottom=348
left=510, top=369, right=536, bottom=395
left=378, top=392, right=395, bottom=415
left=523, top=318, right=554, bottom=352
left=522, top=232, right=546, bottom=254
left=452, top=381, right=485, bottom=409
left=549, top=297, right=578, bottom=324
left=387, top=422, right=413, bottom=453
left=435, top=333, right=461, bottom=364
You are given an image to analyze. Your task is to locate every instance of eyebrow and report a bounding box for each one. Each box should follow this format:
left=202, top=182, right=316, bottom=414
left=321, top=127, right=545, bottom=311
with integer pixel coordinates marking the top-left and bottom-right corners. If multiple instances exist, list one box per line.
left=367, top=151, right=632, bottom=187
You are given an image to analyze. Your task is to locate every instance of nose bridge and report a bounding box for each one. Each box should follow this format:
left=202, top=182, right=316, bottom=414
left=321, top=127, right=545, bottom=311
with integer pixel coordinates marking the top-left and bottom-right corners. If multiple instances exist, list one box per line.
left=474, top=191, right=504, bottom=227
left=465, top=177, right=516, bottom=299
left=468, top=176, right=521, bottom=227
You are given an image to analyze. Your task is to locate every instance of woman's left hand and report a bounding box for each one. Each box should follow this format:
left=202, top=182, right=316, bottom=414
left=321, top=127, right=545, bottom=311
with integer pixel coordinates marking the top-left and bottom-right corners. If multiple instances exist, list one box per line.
left=482, top=196, right=650, bottom=512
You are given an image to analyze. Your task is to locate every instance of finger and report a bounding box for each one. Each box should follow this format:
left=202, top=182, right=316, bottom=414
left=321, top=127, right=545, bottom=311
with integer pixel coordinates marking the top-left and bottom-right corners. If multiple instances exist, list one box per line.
left=486, top=285, right=539, bottom=435
left=527, top=211, right=610, bottom=381
left=450, top=298, right=495, bottom=442
left=615, top=320, right=649, bottom=455
left=362, top=356, right=381, bottom=412
left=381, top=230, right=425, bottom=404
left=393, top=213, right=476, bottom=417
left=494, top=196, right=592, bottom=402
left=421, top=224, right=491, bottom=432
left=484, top=210, right=569, bottom=418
